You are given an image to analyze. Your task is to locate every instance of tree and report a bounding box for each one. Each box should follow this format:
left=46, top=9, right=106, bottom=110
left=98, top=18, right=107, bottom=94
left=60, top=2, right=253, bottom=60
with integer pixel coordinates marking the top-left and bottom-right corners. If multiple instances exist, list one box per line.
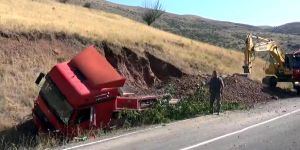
left=142, top=0, right=165, bottom=26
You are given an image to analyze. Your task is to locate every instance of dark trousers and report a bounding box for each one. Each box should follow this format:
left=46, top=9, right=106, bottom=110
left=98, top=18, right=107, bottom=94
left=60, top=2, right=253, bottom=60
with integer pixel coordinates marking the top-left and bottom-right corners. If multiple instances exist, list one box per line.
left=210, top=92, right=221, bottom=114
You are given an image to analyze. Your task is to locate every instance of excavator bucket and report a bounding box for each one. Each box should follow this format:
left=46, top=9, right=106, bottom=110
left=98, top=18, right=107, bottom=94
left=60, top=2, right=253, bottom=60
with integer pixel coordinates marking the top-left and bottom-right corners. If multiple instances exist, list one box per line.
left=243, top=65, right=250, bottom=74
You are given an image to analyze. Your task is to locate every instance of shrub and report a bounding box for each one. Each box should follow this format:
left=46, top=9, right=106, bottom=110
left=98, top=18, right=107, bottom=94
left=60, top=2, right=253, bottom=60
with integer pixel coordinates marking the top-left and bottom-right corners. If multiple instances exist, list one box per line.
left=59, top=0, right=68, bottom=3
left=119, top=86, right=246, bottom=127
left=119, top=87, right=210, bottom=127
left=83, top=2, right=91, bottom=8
left=142, top=0, right=165, bottom=25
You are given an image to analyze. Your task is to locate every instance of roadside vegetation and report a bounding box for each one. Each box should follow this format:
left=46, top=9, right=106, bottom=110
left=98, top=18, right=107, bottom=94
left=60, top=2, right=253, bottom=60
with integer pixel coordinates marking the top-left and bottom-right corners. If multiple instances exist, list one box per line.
left=119, top=86, right=245, bottom=127
left=0, top=85, right=246, bottom=150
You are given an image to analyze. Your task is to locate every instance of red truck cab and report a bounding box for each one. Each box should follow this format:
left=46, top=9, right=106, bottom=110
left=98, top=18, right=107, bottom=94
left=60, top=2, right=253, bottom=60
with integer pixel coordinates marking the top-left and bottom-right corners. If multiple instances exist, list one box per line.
left=32, top=46, right=156, bottom=136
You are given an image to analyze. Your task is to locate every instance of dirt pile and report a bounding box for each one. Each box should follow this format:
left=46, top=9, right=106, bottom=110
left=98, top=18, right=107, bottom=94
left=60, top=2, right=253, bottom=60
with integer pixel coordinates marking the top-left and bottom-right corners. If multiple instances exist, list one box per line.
left=222, top=74, right=297, bottom=106
left=222, top=74, right=272, bottom=105
left=153, top=75, right=205, bottom=99
left=156, top=73, right=297, bottom=106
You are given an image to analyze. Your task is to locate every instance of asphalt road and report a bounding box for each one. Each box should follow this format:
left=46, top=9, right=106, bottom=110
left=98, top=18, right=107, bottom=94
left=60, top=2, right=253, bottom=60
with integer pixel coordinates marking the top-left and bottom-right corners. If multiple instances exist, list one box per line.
left=63, top=98, right=300, bottom=150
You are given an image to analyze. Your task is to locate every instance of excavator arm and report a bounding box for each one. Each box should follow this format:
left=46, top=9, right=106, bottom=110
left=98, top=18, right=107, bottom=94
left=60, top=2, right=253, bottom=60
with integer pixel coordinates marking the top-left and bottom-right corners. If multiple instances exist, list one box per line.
left=243, top=33, right=285, bottom=74
left=243, top=34, right=300, bottom=92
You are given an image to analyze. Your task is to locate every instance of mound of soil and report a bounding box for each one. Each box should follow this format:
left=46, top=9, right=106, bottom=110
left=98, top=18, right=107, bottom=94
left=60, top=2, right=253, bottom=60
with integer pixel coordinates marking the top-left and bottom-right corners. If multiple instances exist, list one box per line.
left=222, top=74, right=272, bottom=105
left=222, top=74, right=298, bottom=106
left=153, top=75, right=205, bottom=99
left=154, top=73, right=297, bottom=106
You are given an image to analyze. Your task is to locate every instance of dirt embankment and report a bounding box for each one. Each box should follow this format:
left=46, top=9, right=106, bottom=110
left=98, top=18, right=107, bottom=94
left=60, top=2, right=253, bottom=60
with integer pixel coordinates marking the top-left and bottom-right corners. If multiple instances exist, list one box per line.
left=0, top=30, right=89, bottom=129
left=106, top=45, right=298, bottom=106
left=101, top=42, right=185, bottom=95
left=0, top=29, right=299, bottom=149
left=0, top=30, right=297, bottom=131
left=0, top=30, right=188, bottom=129
left=0, top=30, right=192, bottom=148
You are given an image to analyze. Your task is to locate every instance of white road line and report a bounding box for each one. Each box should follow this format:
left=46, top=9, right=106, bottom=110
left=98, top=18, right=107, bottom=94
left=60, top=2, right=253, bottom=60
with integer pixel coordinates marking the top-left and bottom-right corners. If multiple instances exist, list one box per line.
left=62, top=115, right=198, bottom=150
left=180, top=108, right=300, bottom=150
left=62, top=126, right=161, bottom=150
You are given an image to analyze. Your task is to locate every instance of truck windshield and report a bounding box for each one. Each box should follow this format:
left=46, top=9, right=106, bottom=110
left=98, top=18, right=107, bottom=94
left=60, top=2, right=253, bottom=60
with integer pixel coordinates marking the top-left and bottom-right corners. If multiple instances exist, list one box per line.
left=40, top=76, right=73, bottom=125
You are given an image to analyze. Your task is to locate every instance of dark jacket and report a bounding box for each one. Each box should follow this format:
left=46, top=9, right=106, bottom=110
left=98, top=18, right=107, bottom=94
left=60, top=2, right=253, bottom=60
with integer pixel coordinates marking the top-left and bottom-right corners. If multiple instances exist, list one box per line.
left=209, top=77, right=224, bottom=94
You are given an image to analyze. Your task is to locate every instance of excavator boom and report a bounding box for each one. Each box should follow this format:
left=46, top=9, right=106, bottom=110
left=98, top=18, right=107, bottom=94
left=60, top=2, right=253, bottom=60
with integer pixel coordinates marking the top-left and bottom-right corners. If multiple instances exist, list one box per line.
left=243, top=34, right=285, bottom=74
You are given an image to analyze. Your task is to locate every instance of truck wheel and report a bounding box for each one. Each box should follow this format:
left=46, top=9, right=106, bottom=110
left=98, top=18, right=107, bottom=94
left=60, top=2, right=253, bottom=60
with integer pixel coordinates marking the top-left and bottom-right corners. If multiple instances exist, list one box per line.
left=295, top=87, right=300, bottom=94
left=262, top=76, right=277, bottom=88
left=269, top=76, right=277, bottom=87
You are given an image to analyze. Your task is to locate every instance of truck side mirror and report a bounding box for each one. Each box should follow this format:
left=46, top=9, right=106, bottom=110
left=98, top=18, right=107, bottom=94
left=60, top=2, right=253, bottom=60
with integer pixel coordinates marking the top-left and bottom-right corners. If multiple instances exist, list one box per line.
left=35, top=73, right=45, bottom=85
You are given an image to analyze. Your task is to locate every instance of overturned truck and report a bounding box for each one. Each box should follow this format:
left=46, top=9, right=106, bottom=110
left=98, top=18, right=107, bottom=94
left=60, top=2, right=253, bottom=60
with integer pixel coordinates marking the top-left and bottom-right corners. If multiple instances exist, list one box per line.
left=32, top=46, right=156, bottom=136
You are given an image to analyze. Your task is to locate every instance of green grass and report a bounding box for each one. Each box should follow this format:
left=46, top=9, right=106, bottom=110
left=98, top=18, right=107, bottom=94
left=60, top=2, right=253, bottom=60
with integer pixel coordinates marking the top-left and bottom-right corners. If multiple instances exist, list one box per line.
left=222, top=102, right=247, bottom=111
left=119, top=86, right=247, bottom=127
left=0, top=85, right=247, bottom=150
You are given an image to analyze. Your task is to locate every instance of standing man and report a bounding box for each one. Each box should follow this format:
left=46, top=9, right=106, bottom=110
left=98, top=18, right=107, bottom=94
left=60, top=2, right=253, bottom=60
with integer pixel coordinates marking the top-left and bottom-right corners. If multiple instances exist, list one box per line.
left=209, top=70, right=224, bottom=115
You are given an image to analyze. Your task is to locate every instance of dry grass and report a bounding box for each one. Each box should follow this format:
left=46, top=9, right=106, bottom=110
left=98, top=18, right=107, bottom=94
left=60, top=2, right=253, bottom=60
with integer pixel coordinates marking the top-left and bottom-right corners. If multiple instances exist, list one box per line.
left=0, top=39, right=65, bottom=129
left=0, top=0, right=266, bottom=76
left=0, top=0, right=266, bottom=130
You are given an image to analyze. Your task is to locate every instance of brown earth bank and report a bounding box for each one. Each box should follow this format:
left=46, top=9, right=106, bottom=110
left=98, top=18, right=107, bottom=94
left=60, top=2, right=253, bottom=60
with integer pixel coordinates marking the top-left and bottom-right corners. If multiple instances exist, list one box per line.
left=0, top=29, right=193, bottom=130
left=0, top=30, right=298, bottom=132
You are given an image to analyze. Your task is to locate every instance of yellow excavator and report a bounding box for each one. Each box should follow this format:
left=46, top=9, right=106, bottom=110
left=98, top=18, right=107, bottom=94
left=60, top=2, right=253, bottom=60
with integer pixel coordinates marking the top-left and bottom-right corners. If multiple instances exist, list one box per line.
left=243, top=33, right=300, bottom=93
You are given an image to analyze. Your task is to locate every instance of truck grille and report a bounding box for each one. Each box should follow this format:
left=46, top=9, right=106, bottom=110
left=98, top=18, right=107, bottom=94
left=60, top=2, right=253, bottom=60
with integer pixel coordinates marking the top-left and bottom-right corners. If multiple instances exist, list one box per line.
left=33, top=106, right=56, bottom=131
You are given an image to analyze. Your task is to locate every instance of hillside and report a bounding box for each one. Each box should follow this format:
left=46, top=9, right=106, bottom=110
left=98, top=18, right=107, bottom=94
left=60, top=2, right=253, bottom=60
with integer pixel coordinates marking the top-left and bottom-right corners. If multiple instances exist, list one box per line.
left=0, top=0, right=267, bottom=129
left=64, top=0, right=300, bottom=52
left=270, top=22, right=300, bottom=35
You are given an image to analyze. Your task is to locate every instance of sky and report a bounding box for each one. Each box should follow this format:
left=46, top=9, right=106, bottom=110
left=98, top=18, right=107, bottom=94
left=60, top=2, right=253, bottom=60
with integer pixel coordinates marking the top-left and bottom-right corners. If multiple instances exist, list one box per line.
left=108, top=0, right=300, bottom=26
